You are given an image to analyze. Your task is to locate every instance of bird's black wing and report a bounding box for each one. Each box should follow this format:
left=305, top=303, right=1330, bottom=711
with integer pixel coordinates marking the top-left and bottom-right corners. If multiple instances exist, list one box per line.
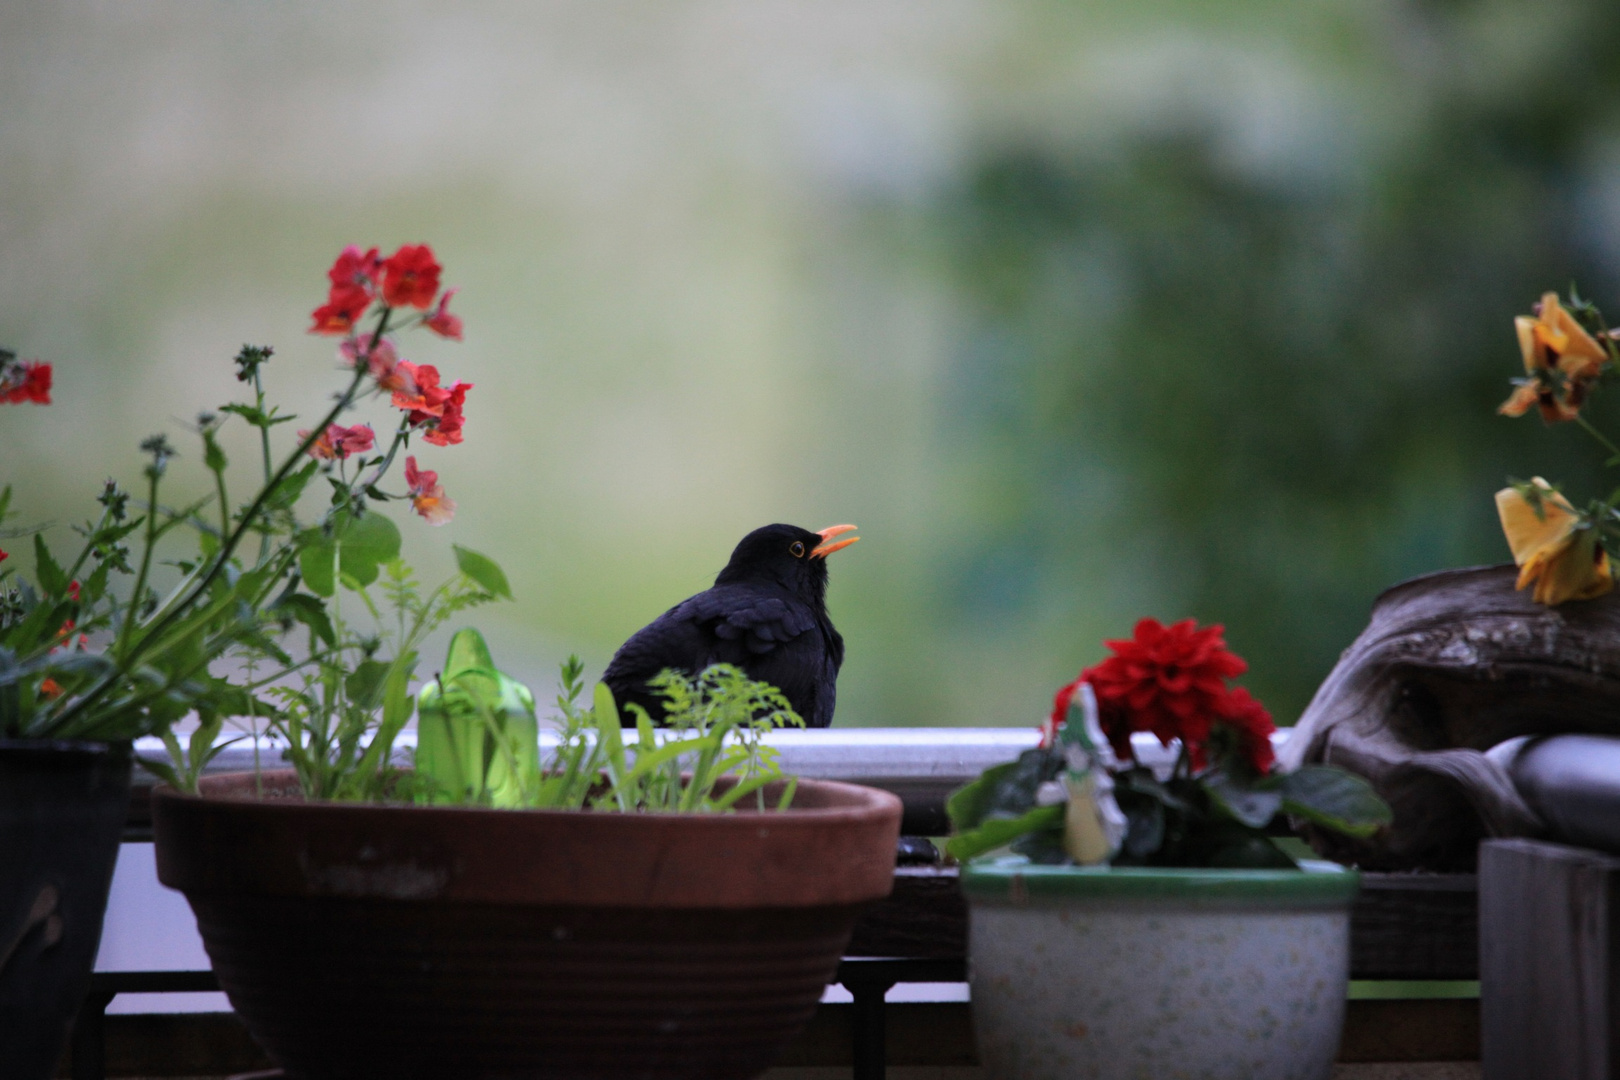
left=602, top=584, right=825, bottom=723
left=684, top=587, right=817, bottom=655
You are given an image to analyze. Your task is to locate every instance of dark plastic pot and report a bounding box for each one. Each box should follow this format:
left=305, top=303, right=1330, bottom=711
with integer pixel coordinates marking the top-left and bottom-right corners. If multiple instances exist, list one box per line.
left=0, top=739, right=132, bottom=1080
left=154, top=770, right=901, bottom=1080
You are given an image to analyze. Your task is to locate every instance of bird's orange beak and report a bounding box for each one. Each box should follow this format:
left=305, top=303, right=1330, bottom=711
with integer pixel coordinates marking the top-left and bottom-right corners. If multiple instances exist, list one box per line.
left=811, top=523, right=860, bottom=558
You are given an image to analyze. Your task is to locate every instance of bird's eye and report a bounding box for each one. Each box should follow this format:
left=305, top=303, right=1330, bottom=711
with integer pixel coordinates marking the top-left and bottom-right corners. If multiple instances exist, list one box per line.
left=790, top=541, right=806, bottom=558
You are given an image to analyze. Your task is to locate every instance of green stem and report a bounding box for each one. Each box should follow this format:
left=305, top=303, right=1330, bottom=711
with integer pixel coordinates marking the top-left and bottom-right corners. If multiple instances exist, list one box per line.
left=213, top=458, right=230, bottom=542
left=1578, top=414, right=1620, bottom=465
left=254, top=369, right=272, bottom=562
left=55, top=324, right=385, bottom=729
left=61, top=505, right=114, bottom=586
left=118, top=471, right=162, bottom=658
left=362, top=415, right=416, bottom=494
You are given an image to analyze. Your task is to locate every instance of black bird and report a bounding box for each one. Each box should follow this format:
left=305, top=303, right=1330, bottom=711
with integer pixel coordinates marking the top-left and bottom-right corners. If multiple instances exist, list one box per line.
left=602, top=523, right=859, bottom=728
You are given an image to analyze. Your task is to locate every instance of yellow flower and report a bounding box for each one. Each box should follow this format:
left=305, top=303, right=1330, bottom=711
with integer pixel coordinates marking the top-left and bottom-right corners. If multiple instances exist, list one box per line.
left=1499, top=293, right=1609, bottom=422
left=1495, top=478, right=1613, bottom=605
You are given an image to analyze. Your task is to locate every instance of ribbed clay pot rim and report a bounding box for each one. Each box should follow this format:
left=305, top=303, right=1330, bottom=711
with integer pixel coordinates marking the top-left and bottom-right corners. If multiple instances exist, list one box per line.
left=153, top=769, right=902, bottom=910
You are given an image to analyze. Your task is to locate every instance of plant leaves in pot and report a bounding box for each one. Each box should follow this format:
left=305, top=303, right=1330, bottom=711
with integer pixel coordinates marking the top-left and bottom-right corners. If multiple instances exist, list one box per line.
left=946, top=618, right=1391, bottom=1080
left=153, top=639, right=902, bottom=1080
left=0, top=243, right=490, bottom=1077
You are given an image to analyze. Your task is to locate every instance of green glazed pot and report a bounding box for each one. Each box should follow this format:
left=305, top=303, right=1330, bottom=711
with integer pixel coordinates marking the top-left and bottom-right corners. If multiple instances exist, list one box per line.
left=962, top=857, right=1359, bottom=1080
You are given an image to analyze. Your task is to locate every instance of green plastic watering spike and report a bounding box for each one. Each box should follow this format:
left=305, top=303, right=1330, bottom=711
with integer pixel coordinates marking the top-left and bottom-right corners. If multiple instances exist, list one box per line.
left=415, top=628, right=539, bottom=808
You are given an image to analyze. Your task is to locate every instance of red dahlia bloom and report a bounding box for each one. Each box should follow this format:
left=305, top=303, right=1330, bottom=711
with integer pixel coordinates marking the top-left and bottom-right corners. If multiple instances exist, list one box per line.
left=1, top=360, right=52, bottom=404
left=404, top=455, right=455, bottom=525
left=381, top=244, right=442, bottom=309
left=1216, top=686, right=1276, bottom=774
left=425, top=288, right=464, bottom=341
left=1080, top=617, right=1249, bottom=768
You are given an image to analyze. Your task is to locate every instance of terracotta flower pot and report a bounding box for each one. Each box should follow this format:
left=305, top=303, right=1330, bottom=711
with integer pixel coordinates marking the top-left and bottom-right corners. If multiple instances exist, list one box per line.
left=153, top=770, right=900, bottom=1080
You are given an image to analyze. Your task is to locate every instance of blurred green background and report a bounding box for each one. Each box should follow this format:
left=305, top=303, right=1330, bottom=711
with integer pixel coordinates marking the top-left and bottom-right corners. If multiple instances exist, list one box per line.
left=5, top=0, right=1620, bottom=728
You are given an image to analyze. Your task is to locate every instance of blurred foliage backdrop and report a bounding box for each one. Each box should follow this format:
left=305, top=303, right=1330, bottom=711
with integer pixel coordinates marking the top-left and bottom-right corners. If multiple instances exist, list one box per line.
left=5, top=0, right=1620, bottom=727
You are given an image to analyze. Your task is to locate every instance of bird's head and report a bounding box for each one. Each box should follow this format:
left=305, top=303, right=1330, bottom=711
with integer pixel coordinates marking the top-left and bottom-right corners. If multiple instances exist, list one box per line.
left=714, top=523, right=860, bottom=602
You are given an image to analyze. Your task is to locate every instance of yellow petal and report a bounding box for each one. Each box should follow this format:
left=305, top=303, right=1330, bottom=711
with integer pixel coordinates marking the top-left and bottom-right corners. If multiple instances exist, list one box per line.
left=1498, top=382, right=1540, bottom=417
left=1546, top=294, right=1608, bottom=368
left=1496, top=479, right=1577, bottom=567
left=1531, top=531, right=1611, bottom=605
left=1516, top=315, right=1546, bottom=374
left=1496, top=479, right=1612, bottom=605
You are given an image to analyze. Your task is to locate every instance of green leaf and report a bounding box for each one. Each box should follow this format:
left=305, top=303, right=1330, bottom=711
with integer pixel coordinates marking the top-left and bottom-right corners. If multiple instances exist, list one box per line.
left=453, top=545, right=512, bottom=600
left=203, top=431, right=227, bottom=474
left=1266, top=765, right=1393, bottom=839
left=274, top=593, right=336, bottom=648
left=345, top=660, right=391, bottom=710
left=137, top=754, right=182, bottom=791
left=337, top=511, right=401, bottom=589
left=946, top=760, right=1019, bottom=832
left=33, top=534, right=67, bottom=596
left=297, top=530, right=337, bottom=597
left=1202, top=769, right=1285, bottom=829
left=593, top=683, right=628, bottom=810
left=943, top=804, right=1064, bottom=862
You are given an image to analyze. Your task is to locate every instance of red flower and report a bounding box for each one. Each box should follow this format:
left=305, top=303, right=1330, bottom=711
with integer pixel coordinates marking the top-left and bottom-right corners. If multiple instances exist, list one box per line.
left=421, top=380, right=471, bottom=446
left=310, top=286, right=372, bottom=336
left=39, top=677, right=62, bottom=700
left=381, top=244, right=442, bottom=310
left=310, top=246, right=383, bottom=335
left=1, top=359, right=52, bottom=404
left=328, top=245, right=383, bottom=294
left=300, top=423, right=376, bottom=461
left=391, top=362, right=471, bottom=445
left=391, top=361, right=447, bottom=416
left=404, top=456, right=455, bottom=525
left=341, top=338, right=417, bottom=396
left=0, top=549, right=7, bottom=563
left=1216, top=687, right=1276, bottom=775
left=425, top=288, right=464, bottom=341
left=1080, top=618, right=1248, bottom=768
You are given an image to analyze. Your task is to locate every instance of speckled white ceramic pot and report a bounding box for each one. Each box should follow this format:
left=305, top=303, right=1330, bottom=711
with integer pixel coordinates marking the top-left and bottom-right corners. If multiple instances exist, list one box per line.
left=963, top=858, right=1358, bottom=1080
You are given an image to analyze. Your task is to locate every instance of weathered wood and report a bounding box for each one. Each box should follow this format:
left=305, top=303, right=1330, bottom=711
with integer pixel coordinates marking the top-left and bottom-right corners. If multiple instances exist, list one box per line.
left=1352, top=873, right=1479, bottom=980
left=1480, top=838, right=1620, bottom=1080
left=1281, top=564, right=1620, bottom=870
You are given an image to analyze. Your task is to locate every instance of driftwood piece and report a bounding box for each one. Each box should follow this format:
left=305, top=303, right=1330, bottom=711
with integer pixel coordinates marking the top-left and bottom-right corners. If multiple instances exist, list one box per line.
left=1280, top=564, right=1620, bottom=870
